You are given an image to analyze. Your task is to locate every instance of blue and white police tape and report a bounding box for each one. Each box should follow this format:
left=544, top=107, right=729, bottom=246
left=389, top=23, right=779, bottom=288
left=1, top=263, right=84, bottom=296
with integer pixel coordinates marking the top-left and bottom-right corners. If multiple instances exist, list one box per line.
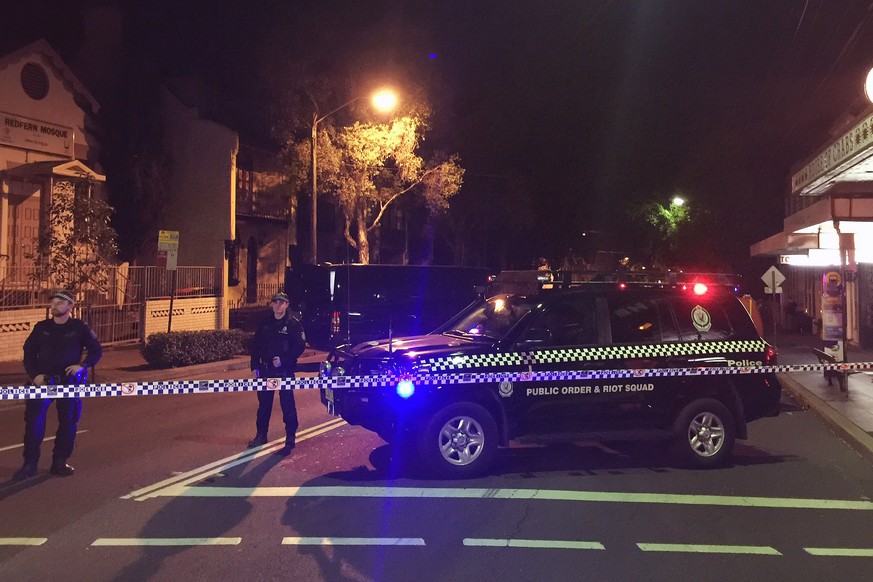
left=0, top=361, right=871, bottom=400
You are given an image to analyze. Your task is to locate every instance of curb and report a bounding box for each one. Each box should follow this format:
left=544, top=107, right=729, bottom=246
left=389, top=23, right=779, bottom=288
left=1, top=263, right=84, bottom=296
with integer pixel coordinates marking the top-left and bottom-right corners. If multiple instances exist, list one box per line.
left=778, top=372, right=873, bottom=463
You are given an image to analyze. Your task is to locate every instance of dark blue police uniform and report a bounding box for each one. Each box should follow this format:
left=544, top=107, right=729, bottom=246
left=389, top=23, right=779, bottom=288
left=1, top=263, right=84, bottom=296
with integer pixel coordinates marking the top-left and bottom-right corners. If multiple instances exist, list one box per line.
left=249, top=309, right=306, bottom=452
left=20, top=316, right=102, bottom=476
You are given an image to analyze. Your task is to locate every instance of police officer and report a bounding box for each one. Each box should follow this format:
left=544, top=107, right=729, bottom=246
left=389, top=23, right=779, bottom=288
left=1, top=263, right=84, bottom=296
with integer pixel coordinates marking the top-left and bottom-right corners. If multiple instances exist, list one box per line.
left=13, top=290, right=102, bottom=480
left=248, top=292, right=306, bottom=455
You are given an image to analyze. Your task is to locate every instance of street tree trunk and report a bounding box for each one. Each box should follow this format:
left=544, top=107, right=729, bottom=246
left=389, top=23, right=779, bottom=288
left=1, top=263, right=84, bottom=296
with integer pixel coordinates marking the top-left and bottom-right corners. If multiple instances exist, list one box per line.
left=356, top=203, right=370, bottom=264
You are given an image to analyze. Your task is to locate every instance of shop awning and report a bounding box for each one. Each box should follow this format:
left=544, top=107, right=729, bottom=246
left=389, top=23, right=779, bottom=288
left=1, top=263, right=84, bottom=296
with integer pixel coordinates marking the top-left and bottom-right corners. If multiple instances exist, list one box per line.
left=751, top=192, right=873, bottom=265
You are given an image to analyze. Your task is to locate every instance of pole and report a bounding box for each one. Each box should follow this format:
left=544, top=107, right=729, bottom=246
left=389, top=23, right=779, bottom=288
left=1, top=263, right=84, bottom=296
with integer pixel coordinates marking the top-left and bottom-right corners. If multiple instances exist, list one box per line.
left=310, top=113, right=318, bottom=265
left=167, top=269, right=177, bottom=333
left=840, top=236, right=848, bottom=363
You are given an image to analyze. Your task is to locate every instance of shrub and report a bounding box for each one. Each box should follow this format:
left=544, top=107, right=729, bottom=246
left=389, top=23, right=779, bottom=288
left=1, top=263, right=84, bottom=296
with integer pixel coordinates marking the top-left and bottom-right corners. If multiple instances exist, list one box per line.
left=142, top=329, right=253, bottom=368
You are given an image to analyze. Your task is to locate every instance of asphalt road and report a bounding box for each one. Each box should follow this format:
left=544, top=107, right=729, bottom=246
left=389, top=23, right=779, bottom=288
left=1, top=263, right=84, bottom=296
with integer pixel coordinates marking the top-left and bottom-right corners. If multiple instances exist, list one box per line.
left=2, top=370, right=873, bottom=581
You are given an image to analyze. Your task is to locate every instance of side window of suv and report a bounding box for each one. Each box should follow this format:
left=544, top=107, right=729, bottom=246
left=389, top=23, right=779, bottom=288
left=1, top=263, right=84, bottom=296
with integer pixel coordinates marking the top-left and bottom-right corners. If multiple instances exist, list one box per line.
left=518, top=297, right=596, bottom=347
left=673, top=298, right=734, bottom=341
left=608, top=297, right=678, bottom=344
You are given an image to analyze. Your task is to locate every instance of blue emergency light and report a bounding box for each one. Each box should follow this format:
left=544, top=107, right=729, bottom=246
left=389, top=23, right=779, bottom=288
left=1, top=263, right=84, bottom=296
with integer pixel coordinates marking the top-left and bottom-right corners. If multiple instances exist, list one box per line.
left=396, top=379, right=415, bottom=399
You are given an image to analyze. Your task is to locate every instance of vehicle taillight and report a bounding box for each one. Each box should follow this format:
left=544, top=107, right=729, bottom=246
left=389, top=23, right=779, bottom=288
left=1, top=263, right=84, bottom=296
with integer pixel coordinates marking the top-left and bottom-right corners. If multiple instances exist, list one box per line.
left=331, top=310, right=341, bottom=336
left=765, top=344, right=777, bottom=365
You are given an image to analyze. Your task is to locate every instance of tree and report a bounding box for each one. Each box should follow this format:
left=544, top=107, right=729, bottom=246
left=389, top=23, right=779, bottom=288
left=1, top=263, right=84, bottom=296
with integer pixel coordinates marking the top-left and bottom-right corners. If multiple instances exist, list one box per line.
left=32, top=178, right=119, bottom=292
left=333, top=117, right=463, bottom=263
left=628, top=195, right=692, bottom=268
left=286, top=114, right=464, bottom=264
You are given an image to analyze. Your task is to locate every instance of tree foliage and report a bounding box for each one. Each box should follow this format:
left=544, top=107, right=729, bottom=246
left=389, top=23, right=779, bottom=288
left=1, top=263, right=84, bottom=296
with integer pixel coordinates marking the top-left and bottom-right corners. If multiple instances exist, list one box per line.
left=33, top=180, right=119, bottom=292
left=285, top=113, right=464, bottom=264
left=627, top=194, right=724, bottom=270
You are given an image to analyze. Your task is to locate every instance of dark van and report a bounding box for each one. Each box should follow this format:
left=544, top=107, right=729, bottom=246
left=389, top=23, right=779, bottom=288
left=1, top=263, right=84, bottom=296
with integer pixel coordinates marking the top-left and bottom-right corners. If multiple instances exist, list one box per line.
left=285, top=264, right=491, bottom=347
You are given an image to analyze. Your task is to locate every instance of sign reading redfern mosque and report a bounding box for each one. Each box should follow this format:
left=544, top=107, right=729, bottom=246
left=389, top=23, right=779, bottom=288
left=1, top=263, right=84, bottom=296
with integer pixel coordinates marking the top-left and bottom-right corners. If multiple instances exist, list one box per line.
left=0, top=111, right=74, bottom=158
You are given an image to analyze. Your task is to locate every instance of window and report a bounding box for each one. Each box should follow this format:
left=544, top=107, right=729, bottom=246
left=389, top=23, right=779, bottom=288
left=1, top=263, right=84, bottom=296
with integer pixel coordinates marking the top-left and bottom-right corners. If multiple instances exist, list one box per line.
left=519, top=297, right=596, bottom=347
left=21, top=63, right=49, bottom=100
left=609, top=297, right=675, bottom=344
left=673, top=298, right=734, bottom=341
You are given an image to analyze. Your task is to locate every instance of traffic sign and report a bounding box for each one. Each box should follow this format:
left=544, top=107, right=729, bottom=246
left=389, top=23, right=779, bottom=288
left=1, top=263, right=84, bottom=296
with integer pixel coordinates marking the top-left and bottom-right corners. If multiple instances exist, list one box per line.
left=157, top=230, right=180, bottom=271
left=762, top=266, right=785, bottom=294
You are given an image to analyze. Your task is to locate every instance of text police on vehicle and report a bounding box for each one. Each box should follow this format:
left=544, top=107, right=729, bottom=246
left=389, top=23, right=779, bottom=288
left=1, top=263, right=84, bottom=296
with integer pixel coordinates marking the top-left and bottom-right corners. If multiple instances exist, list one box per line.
left=318, top=276, right=781, bottom=477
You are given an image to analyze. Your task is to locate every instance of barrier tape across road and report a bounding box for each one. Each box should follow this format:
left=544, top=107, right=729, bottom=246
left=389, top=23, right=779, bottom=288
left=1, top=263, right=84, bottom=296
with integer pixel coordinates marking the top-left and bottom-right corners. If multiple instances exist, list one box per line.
left=0, top=361, right=871, bottom=400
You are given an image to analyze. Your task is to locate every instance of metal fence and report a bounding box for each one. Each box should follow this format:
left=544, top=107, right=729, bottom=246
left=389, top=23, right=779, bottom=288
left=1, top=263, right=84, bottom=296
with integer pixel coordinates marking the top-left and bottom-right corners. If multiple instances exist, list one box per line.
left=227, top=282, right=281, bottom=309
left=0, top=265, right=219, bottom=345
left=0, top=265, right=219, bottom=309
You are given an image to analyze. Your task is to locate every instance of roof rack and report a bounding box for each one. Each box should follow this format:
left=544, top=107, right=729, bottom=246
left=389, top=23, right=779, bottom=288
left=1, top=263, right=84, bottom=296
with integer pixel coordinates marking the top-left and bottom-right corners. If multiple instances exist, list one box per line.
left=488, top=270, right=741, bottom=295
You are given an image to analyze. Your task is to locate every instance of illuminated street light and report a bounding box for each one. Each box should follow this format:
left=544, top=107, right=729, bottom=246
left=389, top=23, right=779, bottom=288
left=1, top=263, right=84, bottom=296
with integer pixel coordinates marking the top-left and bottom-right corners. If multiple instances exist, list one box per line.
left=372, top=89, right=398, bottom=112
left=309, top=88, right=398, bottom=264
left=672, top=196, right=685, bottom=207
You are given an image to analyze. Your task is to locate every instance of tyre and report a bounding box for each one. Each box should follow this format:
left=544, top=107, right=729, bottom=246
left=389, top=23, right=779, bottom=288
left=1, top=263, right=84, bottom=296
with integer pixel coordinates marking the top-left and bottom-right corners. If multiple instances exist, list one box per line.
left=672, top=398, right=736, bottom=468
left=418, top=402, right=498, bottom=478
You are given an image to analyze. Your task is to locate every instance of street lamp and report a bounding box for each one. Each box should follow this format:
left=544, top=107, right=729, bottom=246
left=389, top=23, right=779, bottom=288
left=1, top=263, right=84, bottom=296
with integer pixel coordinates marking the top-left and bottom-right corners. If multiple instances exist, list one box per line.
left=309, top=88, right=397, bottom=264
left=671, top=196, right=685, bottom=207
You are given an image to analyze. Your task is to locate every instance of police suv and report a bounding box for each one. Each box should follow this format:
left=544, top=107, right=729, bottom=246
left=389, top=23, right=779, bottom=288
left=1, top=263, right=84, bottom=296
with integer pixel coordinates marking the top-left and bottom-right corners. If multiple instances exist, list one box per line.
left=319, top=275, right=781, bottom=477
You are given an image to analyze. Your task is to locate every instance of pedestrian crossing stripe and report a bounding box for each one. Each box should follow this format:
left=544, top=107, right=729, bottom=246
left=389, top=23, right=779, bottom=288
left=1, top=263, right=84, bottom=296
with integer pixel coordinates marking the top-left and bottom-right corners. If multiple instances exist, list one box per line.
left=0, top=359, right=869, bottom=400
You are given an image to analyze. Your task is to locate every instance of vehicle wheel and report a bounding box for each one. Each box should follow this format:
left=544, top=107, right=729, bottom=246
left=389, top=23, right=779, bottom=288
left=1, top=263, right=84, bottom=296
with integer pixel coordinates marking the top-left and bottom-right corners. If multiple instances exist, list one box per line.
left=418, top=402, right=498, bottom=478
left=672, top=398, right=735, bottom=469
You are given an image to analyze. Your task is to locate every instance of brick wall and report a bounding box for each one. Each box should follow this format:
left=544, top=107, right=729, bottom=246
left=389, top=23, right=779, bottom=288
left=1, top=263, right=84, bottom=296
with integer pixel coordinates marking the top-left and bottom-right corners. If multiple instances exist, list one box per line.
left=143, top=297, right=221, bottom=338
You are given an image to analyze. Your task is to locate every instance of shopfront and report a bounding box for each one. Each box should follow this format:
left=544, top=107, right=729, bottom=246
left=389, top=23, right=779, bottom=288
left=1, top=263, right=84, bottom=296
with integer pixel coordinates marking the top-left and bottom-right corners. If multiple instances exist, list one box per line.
left=752, top=107, right=873, bottom=348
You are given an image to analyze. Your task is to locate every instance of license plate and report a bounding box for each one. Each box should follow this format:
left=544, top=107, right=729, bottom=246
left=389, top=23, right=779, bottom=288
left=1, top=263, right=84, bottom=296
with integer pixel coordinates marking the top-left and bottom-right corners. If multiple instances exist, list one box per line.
left=324, top=388, right=334, bottom=403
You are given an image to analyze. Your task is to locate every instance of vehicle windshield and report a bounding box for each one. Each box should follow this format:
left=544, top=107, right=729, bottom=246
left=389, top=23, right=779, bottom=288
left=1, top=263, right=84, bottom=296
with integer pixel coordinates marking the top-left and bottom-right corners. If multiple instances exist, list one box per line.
left=443, top=295, right=535, bottom=341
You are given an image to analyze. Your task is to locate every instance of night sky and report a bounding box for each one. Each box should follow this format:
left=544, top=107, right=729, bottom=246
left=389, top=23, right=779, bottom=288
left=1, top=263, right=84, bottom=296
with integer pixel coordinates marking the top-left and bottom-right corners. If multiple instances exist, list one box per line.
left=8, top=0, right=873, bottom=279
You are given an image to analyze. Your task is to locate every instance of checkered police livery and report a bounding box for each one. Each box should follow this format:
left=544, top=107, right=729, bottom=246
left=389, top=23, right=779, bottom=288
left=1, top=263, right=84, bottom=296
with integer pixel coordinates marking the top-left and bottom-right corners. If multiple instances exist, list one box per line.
left=416, top=340, right=770, bottom=372
left=1, top=359, right=870, bottom=400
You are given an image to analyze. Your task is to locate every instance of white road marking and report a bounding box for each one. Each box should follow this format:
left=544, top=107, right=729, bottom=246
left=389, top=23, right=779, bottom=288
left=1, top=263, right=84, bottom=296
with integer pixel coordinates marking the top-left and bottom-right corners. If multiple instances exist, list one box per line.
left=637, top=543, right=782, bottom=555
left=804, top=547, right=873, bottom=557
left=122, top=418, right=346, bottom=501
left=91, top=537, right=241, bottom=546
left=164, top=485, right=873, bottom=512
left=0, top=538, right=47, bottom=546
left=464, top=538, right=604, bottom=550
left=0, top=430, right=89, bottom=453
left=282, top=537, right=425, bottom=546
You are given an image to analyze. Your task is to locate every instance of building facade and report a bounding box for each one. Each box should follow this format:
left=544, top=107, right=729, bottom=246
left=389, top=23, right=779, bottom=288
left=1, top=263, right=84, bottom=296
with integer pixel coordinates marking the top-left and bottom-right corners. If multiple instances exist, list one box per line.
left=0, top=39, right=104, bottom=275
left=752, top=103, right=873, bottom=349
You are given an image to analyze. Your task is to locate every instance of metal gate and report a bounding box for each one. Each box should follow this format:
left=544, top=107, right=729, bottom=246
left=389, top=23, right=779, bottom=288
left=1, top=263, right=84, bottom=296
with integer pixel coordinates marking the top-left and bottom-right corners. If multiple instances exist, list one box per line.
left=78, top=301, right=143, bottom=345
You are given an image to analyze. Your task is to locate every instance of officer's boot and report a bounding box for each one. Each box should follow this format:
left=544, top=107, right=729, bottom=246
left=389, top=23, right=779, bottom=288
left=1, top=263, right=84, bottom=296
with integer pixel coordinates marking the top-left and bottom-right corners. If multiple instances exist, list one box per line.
left=247, top=433, right=268, bottom=448
left=12, top=460, right=38, bottom=481
left=49, top=457, right=75, bottom=477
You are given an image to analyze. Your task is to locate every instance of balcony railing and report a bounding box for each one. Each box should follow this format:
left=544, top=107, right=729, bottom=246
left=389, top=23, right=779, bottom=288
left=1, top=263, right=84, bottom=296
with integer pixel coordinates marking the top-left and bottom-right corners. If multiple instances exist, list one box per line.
left=236, top=190, right=289, bottom=220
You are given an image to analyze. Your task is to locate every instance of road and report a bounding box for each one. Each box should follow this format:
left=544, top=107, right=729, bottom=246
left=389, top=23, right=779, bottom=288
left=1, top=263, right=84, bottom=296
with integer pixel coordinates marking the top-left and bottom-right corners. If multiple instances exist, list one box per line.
left=2, top=368, right=873, bottom=581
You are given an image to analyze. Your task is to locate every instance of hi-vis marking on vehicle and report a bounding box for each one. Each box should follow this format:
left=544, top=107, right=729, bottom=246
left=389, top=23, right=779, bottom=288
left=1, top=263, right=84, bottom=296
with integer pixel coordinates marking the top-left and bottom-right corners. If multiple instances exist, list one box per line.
left=418, top=340, right=769, bottom=371
left=0, top=360, right=869, bottom=400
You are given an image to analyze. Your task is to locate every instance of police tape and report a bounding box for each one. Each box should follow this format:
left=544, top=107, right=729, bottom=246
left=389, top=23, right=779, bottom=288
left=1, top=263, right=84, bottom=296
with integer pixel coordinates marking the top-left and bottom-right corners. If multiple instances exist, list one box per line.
left=0, top=361, right=871, bottom=400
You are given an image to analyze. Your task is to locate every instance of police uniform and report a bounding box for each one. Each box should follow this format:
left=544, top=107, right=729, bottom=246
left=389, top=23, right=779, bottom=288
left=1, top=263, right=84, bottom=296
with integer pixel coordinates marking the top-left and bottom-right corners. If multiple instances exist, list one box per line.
left=249, top=298, right=306, bottom=453
left=19, top=300, right=102, bottom=478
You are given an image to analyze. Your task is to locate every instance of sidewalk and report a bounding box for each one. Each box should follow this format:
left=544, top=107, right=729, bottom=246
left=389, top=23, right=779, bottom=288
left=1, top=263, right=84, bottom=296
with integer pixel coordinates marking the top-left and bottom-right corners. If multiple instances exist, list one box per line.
left=770, top=329, right=873, bottom=462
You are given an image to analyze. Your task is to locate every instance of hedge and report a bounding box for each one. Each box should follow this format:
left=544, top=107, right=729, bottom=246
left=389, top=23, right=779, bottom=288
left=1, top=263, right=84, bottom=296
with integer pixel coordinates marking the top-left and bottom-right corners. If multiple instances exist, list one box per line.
left=142, top=329, right=253, bottom=368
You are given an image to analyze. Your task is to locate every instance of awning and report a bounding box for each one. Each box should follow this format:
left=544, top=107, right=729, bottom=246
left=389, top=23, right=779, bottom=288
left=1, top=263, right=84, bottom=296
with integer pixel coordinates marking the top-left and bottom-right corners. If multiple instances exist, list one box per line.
left=2, top=159, right=105, bottom=182
left=751, top=192, right=873, bottom=265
